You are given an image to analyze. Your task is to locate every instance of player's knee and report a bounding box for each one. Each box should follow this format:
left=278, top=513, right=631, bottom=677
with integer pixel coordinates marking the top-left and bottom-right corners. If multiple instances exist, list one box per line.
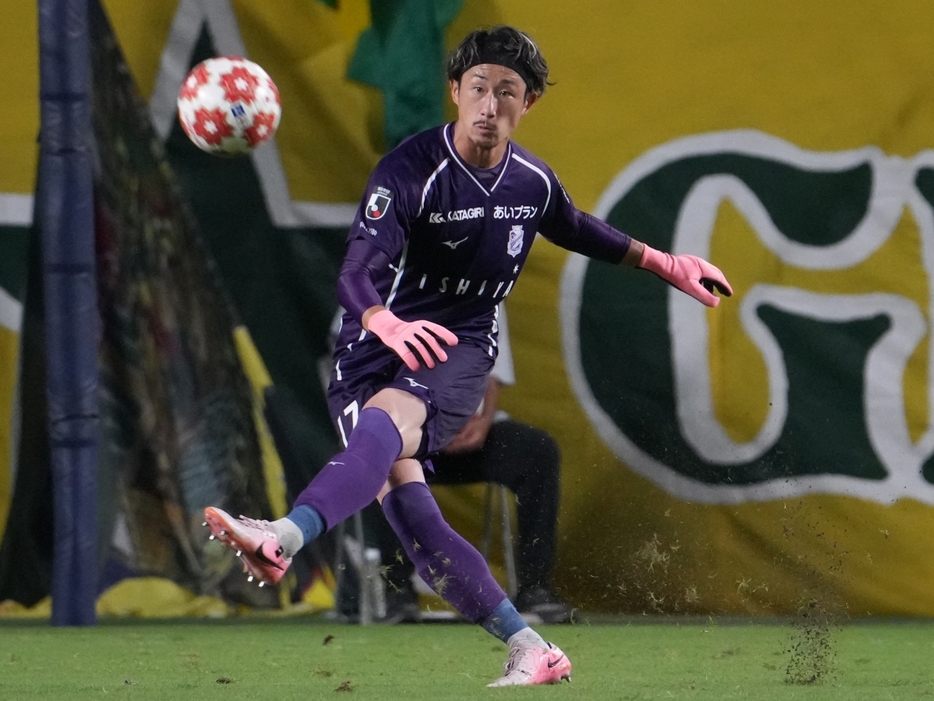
left=364, top=389, right=427, bottom=457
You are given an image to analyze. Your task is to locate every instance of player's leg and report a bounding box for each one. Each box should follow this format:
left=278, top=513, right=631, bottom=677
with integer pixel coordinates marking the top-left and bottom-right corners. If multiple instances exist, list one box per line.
left=203, top=388, right=424, bottom=585
left=366, top=501, right=421, bottom=622
left=290, top=388, right=424, bottom=530
left=378, top=464, right=571, bottom=686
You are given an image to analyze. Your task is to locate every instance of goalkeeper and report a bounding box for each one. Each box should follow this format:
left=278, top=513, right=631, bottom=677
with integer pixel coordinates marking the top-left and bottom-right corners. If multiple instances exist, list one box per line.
left=205, top=24, right=731, bottom=687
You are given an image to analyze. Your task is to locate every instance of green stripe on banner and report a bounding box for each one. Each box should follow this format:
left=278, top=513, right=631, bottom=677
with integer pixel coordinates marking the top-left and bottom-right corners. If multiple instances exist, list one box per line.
left=0, top=226, right=28, bottom=548
left=348, top=0, right=463, bottom=149
left=0, top=227, right=28, bottom=305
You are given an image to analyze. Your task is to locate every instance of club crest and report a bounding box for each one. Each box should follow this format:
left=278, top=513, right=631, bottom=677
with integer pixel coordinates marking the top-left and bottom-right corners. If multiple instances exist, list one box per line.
left=507, top=225, right=524, bottom=257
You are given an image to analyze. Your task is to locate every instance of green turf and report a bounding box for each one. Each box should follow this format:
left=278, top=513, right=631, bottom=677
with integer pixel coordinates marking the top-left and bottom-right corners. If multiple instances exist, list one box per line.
left=1, top=618, right=932, bottom=700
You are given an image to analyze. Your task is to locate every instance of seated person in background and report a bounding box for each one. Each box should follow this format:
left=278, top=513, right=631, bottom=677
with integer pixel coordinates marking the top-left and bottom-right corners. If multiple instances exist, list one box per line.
left=376, top=305, right=572, bottom=624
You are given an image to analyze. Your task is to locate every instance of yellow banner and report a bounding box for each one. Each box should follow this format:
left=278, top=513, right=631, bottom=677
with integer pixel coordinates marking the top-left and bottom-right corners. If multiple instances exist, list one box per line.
left=0, top=0, right=35, bottom=542
left=491, top=0, right=934, bottom=616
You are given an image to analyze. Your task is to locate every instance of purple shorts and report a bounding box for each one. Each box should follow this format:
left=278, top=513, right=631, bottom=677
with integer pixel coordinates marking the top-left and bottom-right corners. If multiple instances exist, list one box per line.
left=326, top=336, right=494, bottom=459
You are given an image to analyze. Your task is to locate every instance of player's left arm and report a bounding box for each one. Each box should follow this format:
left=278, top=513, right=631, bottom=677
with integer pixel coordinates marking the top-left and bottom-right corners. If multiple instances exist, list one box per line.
left=621, top=238, right=732, bottom=308
left=539, top=171, right=732, bottom=308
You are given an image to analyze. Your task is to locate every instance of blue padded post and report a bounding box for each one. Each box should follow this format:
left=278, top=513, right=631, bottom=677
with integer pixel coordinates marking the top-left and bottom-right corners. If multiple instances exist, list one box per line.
left=37, top=0, right=100, bottom=626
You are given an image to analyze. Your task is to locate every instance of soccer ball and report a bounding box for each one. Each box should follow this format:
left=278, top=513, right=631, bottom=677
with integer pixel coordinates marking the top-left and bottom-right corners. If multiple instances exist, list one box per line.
left=177, top=56, right=281, bottom=155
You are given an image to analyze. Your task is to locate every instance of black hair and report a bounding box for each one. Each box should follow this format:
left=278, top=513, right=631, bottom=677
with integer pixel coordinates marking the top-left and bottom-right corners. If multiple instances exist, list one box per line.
left=446, top=25, right=551, bottom=97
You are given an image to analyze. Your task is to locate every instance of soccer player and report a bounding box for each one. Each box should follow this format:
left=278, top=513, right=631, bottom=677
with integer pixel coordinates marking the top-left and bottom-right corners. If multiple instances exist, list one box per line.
left=204, top=25, right=732, bottom=686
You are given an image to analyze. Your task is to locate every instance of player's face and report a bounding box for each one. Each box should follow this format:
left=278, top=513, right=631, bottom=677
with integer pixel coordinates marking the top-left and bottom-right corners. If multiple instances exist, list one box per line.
left=450, top=64, right=538, bottom=163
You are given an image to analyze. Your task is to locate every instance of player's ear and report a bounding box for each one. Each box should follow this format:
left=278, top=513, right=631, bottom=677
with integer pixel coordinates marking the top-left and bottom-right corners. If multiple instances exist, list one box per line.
left=522, top=91, right=539, bottom=114
left=450, top=79, right=460, bottom=105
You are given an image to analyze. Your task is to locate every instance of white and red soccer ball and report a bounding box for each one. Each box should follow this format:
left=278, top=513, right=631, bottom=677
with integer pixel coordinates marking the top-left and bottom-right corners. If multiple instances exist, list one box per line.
left=177, top=57, right=281, bottom=155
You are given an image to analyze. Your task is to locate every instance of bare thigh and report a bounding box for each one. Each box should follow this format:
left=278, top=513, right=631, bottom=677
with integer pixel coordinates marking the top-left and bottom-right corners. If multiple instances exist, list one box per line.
left=363, top=388, right=430, bottom=503
left=376, top=458, right=426, bottom=503
left=363, top=387, right=426, bottom=458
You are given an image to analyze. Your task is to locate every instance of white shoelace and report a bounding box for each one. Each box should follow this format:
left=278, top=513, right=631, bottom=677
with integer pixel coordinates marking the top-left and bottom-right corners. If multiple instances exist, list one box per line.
left=503, top=644, right=539, bottom=676
left=238, top=516, right=274, bottom=534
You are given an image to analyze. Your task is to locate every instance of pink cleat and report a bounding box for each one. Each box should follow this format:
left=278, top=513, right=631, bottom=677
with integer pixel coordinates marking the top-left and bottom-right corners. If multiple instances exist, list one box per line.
left=487, top=641, right=572, bottom=687
left=203, top=506, right=292, bottom=586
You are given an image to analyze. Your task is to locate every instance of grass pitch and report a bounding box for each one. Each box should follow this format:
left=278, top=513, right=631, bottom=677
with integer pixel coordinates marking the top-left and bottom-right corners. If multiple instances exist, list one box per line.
left=1, top=617, right=932, bottom=700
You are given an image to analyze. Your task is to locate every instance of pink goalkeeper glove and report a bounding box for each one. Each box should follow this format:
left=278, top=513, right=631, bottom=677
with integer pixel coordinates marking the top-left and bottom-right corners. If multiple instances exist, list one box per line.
left=367, top=309, right=459, bottom=371
left=638, top=245, right=733, bottom=307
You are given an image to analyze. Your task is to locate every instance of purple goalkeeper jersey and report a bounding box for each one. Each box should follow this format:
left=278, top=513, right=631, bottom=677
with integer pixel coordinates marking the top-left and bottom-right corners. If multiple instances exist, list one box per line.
left=335, top=122, right=630, bottom=356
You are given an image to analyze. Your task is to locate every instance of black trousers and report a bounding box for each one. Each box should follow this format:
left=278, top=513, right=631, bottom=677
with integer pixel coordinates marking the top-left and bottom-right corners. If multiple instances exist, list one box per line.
left=373, top=419, right=561, bottom=595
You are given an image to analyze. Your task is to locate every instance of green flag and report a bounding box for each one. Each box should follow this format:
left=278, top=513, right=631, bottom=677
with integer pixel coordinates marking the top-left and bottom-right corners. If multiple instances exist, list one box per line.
left=348, top=0, right=463, bottom=149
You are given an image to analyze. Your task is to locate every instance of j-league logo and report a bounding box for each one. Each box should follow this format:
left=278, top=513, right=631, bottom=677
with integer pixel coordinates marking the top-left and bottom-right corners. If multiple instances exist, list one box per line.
left=365, top=187, right=393, bottom=220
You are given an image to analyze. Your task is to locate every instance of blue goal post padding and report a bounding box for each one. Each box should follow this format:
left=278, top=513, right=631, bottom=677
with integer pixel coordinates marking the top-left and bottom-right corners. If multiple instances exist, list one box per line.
left=38, top=0, right=100, bottom=627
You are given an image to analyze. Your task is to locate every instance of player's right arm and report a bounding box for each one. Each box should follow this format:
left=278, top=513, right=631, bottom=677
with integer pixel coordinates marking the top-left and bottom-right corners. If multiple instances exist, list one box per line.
left=337, top=239, right=458, bottom=371
left=338, top=163, right=458, bottom=370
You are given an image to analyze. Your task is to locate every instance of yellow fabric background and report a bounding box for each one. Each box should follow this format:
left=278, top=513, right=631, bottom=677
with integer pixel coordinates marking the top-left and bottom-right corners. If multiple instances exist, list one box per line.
left=0, top=0, right=37, bottom=542
left=0, top=3, right=39, bottom=194
left=4, top=0, right=934, bottom=614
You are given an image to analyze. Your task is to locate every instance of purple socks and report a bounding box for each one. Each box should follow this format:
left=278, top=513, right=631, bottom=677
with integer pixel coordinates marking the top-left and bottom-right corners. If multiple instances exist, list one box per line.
left=381, top=481, right=508, bottom=623
left=292, top=408, right=512, bottom=630
left=293, top=407, right=402, bottom=530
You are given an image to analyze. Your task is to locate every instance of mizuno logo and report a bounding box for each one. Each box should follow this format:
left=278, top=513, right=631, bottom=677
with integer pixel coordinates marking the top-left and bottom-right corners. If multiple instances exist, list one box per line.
left=442, top=237, right=468, bottom=249
left=404, top=378, right=429, bottom=390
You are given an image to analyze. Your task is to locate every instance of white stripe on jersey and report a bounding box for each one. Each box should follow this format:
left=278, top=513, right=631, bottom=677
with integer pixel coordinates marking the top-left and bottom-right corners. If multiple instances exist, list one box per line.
left=488, top=149, right=511, bottom=192
left=356, top=242, right=409, bottom=344
left=484, top=305, right=500, bottom=357
left=511, top=154, right=552, bottom=213
left=383, top=241, right=409, bottom=312
left=417, top=159, right=449, bottom=218
left=442, top=123, right=512, bottom=196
